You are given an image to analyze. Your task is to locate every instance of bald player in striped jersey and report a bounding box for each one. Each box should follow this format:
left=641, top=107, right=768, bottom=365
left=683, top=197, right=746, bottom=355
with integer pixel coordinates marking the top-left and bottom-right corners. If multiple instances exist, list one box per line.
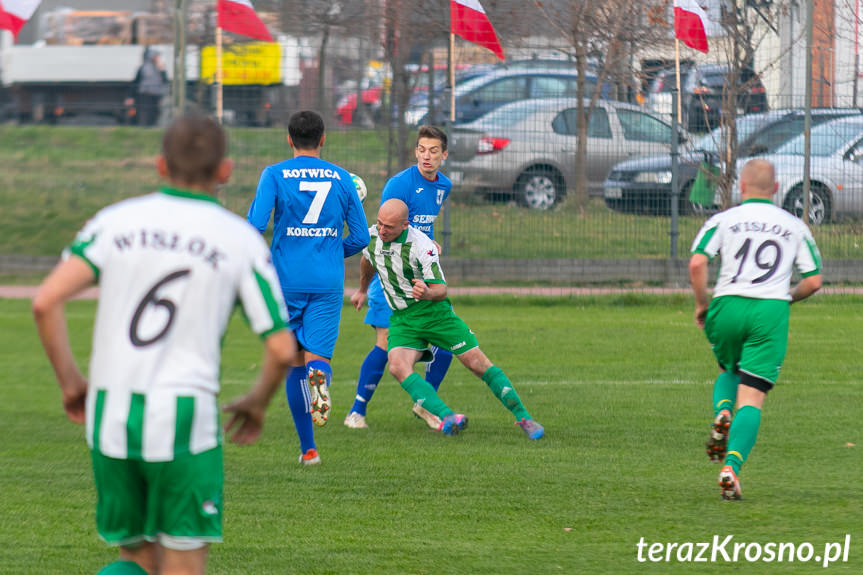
left=350, top=199, right=544, bottom=439
left=690, top=158, right=822, bottom=500
left=33, top=115, right=296, bottom=575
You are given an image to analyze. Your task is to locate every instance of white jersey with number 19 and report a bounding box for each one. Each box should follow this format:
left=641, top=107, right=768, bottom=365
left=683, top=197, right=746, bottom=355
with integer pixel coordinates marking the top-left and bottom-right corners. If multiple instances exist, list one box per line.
left=67, top=188, right=288, bottom=462
left=691, top=199, right=822, bottom=301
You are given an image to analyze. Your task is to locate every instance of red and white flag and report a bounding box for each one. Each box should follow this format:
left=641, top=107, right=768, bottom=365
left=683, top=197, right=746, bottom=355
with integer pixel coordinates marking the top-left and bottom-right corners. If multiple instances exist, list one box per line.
left=674, top=0, right=709, bottom=53
left=450, top=0, right=504, bottom=60
left=217, top=0, right=273, bottom=42
left=0, top=0, right=41, bottom=41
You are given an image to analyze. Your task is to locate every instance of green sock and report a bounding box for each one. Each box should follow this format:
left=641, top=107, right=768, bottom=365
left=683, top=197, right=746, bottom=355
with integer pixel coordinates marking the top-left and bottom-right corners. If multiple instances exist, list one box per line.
left=724, top=405, right=761, bottom=474
left=97, top=561, right=148, bottom=575
left=481, top=366, right=530, bottom=421
left=401, top=373, right=453, bottom=418
left=712, top=371, right=739, bottom=416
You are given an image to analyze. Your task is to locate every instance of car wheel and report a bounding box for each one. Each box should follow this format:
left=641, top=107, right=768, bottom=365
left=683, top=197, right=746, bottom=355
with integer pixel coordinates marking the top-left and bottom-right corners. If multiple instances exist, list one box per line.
left=783, top=184, right=831, bottom=225
left=516, top=168, right=563, bottom=210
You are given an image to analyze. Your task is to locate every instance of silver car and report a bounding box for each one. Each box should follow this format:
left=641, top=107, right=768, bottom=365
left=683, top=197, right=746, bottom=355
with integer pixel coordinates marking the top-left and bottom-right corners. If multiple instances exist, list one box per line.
left=733, top=116, right=863, bottom=224
left=446, top=98, right=684, bottom=209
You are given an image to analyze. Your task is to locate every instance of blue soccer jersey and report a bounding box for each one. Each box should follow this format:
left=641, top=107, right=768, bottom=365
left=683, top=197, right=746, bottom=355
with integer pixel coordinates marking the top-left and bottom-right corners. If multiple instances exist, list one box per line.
left=381, top=165, right=451, bottom=240
left=248, top=155, right=370, bottom=294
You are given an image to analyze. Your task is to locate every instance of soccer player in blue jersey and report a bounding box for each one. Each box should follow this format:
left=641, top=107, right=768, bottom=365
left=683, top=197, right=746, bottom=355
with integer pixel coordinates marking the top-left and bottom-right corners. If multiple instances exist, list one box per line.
left=248, top=110, right=370, bottom=464
left=344, top=125, right=455, bottom=430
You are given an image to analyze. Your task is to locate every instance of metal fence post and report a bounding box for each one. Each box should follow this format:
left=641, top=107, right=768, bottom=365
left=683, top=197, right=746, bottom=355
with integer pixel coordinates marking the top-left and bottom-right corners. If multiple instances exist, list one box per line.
left=670, top=88, right=680, bottom=260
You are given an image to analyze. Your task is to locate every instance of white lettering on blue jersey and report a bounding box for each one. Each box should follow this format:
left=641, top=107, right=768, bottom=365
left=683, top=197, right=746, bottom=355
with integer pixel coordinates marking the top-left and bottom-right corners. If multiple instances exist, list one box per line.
left=381, top=165, right=451, bottom=241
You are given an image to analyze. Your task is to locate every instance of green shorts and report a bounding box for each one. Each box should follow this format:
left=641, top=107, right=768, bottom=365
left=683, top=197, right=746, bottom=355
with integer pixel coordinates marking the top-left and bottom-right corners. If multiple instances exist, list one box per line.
left=704, top=296, right=789, bottom=386
left=91, top=446, right=223, bottom=549
left=388, top=300, right=479, bottom=357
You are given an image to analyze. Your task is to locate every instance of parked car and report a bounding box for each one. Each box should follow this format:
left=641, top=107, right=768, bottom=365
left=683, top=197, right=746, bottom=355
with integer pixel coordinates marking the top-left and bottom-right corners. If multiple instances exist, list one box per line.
left=447, top=97, right=686, bottom=209
left=407, top=66, right=601, bottom=126
left=602, top=108, right=863, bottom=215
left=732, top=116, right=863, bottom=224
left=647, top=64, right=768, bottom=132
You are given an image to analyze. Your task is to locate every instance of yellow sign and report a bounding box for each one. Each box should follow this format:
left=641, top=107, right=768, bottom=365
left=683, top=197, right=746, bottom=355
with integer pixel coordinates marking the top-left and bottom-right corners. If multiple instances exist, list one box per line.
left=201, top=43, right=281, bottom=85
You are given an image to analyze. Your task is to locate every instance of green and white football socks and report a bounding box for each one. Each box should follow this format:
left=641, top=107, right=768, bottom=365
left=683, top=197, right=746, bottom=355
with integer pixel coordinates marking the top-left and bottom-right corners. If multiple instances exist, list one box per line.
left=481, top=366, right=531, bottom=421
left=400, top=373, right=454, bottom=419
left=97, top=560, right=148, bottom=575
left=724, top=405, right=761, bottom=475
left=712, top=371, right=739, bottom=417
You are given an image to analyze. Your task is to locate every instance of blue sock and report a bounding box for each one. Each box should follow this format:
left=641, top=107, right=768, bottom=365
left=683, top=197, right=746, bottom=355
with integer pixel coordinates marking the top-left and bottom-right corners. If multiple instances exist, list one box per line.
left=425, top=346, right=453, bottom=391
left=351, top=345, right=387, bottom=416
left=285, top=366, right=315, bottom=453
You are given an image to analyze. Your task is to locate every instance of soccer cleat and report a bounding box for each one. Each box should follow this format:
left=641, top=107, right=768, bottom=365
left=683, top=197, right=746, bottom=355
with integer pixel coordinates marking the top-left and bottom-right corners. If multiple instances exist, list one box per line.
left=308, top=368, right=331, bottom=427
left=343, top=411, right=368, bottom=429
left=298, top=448, right=321, bottom=466
left=706, top=409, right=732, bottom=463
left=438, top=413, right=468, bottom=436
left=718, top=465, right=742, bottom=500
left=412, top=402, right=443, bottom=430
left=515, top=418, right=545, bottom=440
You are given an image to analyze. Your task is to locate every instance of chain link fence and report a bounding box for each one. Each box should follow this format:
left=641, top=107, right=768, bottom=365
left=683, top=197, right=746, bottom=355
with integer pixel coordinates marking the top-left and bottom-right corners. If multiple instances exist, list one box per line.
left=2, top=2, right=863, bottom=293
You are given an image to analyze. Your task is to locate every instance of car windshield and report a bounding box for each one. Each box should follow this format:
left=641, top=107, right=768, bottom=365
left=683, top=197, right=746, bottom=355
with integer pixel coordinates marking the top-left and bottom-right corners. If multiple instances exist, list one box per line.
left=776, top=119, right=863, bottom=156
left=693, top=113, right=770, bottom=153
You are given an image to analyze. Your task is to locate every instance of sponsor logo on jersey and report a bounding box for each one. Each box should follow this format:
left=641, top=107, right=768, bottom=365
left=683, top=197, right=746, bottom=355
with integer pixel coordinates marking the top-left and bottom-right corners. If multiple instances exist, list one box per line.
left=452, top=341, right=466, bottom=350
left=415, top=187, right=424, bottom=194
left=285, top=227, right=339, bottom=237
left=413, top=214, right=437, bottom=224
left=281, top=168, right=343, bottom=180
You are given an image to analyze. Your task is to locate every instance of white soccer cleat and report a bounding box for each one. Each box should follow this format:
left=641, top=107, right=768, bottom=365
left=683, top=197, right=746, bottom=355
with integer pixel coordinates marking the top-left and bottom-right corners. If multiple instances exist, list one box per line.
left=343, top=411, right=368, bottom=429
left=298, top=448, right=321, bottom=466
left=718, top=465, right=742, bottom=500
left=308, top=368, right=331, bottom=427
left=706, top=410, right=732, bottom=463
left=412, top=402, right=443, bottom=430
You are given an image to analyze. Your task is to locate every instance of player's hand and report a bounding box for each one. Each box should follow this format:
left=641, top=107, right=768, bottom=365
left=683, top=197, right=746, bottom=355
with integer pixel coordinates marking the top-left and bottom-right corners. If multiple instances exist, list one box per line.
left=350, top=290, right=367, bottom=311
left=222, top=395, right=266, bottom=445
left=694, top=304, right=709, bottom=329
left=411, top=279, right=429, bottom=300
left=60, top=373, right=88, bottom=425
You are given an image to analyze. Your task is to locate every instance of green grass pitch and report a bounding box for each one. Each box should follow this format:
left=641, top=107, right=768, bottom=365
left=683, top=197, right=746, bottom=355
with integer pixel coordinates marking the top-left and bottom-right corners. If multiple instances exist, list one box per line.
left=0, top=295, right=860, bottom=574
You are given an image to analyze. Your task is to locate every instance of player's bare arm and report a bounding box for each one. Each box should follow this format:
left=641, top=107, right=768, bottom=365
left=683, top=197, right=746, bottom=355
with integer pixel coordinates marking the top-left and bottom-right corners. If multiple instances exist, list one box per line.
left=790, top=274, right=822, bottom=304
left=222, top=329, right=296, bottom=445
left=351, top=257, right=376, bottom=311
left=32, top=257, right=96, bottom=424
left=688, top=253, right=710, bottom=329
left=411, top=279, right=446, bottom=301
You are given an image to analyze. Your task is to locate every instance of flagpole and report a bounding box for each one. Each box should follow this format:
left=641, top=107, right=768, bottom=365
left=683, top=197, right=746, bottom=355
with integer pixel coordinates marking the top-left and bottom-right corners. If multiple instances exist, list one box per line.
left=216, top=26, right=223, bottom=124
left=449, top=32, right=455, bottom=124
left=674, top=38, right=682, bottom=124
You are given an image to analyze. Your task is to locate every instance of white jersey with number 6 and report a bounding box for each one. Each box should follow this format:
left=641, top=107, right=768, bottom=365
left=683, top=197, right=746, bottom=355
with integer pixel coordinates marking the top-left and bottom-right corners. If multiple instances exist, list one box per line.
left=67, top=188, right=288, bottom=462
left=691, top=199, right=822, bottom=300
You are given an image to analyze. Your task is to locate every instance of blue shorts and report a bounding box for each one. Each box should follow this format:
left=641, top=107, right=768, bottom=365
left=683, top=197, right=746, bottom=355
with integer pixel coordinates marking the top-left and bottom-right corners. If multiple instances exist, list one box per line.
left=284, top=291, right=344, bottom=358
left=364, top=275, right=393, bottom=328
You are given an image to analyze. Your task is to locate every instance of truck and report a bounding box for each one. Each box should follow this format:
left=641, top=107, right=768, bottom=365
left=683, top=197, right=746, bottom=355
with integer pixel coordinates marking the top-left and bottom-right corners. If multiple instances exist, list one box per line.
left=0, top=9, right=305, bottom=126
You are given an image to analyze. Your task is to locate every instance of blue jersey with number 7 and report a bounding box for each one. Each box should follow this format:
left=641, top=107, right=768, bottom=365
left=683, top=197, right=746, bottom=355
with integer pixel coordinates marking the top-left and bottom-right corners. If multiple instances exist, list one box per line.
left=247, top=155, right=370, bottom=294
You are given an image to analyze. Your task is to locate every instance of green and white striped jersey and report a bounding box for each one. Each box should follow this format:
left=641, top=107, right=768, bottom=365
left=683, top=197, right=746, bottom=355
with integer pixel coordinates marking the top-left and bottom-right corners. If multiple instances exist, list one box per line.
left=362, top=225, right=445, bottom=312
left=691, top=199, right=822, bottom=300
left=67, top=187, right=288, bottom=462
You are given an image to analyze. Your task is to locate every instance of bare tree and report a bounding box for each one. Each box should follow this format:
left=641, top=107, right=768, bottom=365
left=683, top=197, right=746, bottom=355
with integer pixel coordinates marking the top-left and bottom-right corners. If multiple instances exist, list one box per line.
left=534, top=0, right=663, bottom=212
left=713, top=0, right=785, bottom=209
